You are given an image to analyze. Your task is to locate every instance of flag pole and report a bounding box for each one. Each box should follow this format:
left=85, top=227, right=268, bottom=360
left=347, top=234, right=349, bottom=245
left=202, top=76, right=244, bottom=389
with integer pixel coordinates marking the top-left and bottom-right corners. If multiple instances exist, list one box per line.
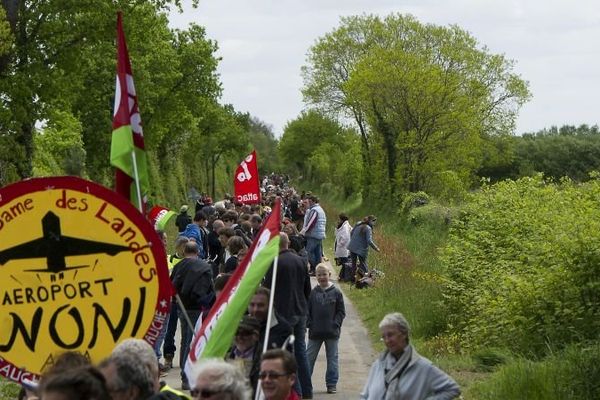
left=262, top=253, right=279, bottom=354
left=254, top=252, right=279, bottom=400
left=131, top=150, right=143, bottom=212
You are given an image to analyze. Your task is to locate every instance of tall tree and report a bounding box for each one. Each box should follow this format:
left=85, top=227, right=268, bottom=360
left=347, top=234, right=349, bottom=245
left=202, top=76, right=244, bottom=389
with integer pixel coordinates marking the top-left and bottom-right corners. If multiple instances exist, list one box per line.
left=303, top=14, right=530, bottom=200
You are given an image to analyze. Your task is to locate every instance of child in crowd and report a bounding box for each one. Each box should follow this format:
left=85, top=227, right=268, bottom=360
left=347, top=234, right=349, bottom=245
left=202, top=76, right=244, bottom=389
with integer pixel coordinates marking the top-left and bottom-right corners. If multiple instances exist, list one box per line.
left=306, top=263, right=346, bottom=394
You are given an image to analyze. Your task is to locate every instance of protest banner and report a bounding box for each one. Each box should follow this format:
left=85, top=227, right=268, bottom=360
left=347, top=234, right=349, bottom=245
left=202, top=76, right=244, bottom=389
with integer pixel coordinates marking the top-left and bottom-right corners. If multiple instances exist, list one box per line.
left=234, top=150, right=261, bottom=204
left=0, top=177, right=170, bottom=384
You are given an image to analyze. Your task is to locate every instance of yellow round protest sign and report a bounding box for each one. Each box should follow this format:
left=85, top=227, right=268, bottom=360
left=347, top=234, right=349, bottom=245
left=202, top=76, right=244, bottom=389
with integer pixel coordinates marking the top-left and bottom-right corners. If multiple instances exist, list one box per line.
left=0, top=177, right=170, bottom=384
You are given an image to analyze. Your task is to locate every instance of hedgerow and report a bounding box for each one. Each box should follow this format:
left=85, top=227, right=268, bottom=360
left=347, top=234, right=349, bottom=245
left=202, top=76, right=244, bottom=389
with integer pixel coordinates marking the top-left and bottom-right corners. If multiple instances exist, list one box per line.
left=441, top=174, right=600, bottom=356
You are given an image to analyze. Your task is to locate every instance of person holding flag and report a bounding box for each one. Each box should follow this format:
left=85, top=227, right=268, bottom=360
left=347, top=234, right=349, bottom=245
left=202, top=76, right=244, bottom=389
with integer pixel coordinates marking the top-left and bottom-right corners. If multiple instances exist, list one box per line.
left=183, top=199, right=282, bottom=391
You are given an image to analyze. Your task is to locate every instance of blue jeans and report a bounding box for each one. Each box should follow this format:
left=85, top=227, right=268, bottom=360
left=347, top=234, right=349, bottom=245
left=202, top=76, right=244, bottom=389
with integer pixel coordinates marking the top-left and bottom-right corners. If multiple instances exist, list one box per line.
left=153, top=315, right=168, bottom=360
left=179, top=309, right=201, bottom=383
left=289, top=315, right=312, bottom=397
left=305, top=237, right=323, bottom=272
left=162, top=301, right=179, bottom=360
left=307, top=338, right=339, bottom=387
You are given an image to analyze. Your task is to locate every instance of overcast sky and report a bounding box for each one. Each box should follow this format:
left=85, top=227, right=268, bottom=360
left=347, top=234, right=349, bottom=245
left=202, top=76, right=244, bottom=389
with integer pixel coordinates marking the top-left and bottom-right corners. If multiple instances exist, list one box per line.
left=169, top=0, right=599, bottom=137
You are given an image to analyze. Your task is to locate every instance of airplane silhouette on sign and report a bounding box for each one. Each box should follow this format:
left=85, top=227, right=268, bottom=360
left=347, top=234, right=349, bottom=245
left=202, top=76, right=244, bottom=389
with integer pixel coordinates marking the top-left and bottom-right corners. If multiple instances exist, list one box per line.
left=0, top=211, right=130, bottom=278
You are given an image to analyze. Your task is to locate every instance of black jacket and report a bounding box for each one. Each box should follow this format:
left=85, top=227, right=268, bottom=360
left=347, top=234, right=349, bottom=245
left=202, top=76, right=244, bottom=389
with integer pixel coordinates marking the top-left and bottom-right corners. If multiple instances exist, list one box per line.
left=175, top=212, right=191, bottom=233
left=263, top=249, right=311, bottom=318
left=171, top=257, right=214, bottom=310
left=307, top=284, right=346, bottom=340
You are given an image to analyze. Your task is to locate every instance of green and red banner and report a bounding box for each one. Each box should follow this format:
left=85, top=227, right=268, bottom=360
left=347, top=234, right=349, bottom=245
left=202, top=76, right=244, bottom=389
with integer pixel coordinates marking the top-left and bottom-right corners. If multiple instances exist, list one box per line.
left=110, top=12, right=149, bottom=213
left=184, top=198, right=281, bottom=380
left=148, top=206, right=176, bottom=231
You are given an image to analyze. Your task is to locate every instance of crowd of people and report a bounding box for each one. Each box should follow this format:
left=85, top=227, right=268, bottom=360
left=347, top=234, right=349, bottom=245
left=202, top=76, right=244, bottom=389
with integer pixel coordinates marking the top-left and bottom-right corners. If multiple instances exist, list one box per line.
left=17, top=174, right=460, bottom=400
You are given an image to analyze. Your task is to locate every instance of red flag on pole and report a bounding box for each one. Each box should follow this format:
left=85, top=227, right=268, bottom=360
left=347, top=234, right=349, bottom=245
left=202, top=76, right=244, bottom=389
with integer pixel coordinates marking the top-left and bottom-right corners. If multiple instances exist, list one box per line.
left=111, top=11, right=149, bottom=213
left=234, top=150, right=261, bottom=204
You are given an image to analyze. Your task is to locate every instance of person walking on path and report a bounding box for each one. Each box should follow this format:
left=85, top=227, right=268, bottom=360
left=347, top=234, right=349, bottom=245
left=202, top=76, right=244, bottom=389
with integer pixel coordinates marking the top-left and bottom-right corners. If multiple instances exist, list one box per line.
left=300, top=195, right=326, bottom=275
left=306, top=264, right=346, bottom=394
left=347, top=215, right=380, bottom=278
left=360, top=312, right=460, bottom=400
left=263, top=233, right=313, bottom=399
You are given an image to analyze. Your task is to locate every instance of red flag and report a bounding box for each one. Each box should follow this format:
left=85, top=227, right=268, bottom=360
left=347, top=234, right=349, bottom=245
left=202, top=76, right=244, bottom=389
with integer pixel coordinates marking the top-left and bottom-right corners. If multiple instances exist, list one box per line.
left=111, top=11, right=149, bottom=213
left=234, top=150, right=261, bottom=204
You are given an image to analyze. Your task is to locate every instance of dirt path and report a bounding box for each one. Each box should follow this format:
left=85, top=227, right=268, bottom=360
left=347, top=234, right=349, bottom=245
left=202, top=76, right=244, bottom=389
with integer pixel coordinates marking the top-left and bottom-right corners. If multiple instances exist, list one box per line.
left=163, top=274, right=376, bottom=398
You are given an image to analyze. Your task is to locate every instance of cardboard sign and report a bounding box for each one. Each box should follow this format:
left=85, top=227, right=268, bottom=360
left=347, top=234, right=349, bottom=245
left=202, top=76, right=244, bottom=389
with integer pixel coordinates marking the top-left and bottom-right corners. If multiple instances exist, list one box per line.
left=0, top=177, right=170, bottom=384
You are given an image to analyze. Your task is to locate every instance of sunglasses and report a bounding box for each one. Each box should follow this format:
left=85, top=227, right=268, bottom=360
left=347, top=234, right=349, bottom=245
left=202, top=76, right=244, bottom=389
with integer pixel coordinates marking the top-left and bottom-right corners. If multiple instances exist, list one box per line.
left=191, top=388, right=222, bottom=398
left=258, top=371, right=290, bottom=380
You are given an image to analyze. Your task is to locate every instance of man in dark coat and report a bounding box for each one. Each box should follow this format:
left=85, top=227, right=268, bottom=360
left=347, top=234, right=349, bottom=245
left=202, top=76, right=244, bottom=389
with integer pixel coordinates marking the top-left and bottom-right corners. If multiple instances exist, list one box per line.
left=175, top=205, right=191, bottom=234
left=171, top=241, right=214, bottom=390
left=263, top=233, right=312, bottom=399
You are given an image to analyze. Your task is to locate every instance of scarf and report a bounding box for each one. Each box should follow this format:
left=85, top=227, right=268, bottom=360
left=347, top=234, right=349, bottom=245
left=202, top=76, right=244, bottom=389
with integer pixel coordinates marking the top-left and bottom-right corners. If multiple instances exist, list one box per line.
left=383, top=345, right=413, bottom=398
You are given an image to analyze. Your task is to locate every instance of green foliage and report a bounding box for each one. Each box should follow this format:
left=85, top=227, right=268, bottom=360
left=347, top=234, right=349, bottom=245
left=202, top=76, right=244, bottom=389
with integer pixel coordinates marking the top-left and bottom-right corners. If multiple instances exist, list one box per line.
left=0, top=1, right=266, bottom=206
left=301, top=13, right=530, bottom=203
left=279, top=110, right=362, bottom=195
left=0, top=377, right=19, bottom=400
left=400, top=191, right=430, bottom=215
left=425, top=170, right=468, bottom=205
left=408, top=203, right=455, bottom=227
left=479, top=124, right=600, bottom=183
left=245, top=116, right=280, bottom=174
left=441, top=175, right=600, bottom=356
left=469, top=344, right=600, bottom=400
left=472, top=347, right=512, bottom=372
left=33, top=109, right=86, bottom=177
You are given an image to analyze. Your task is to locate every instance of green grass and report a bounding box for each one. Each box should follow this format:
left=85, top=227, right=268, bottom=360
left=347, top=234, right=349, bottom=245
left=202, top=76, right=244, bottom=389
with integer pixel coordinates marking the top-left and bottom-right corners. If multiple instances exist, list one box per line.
left=318, top=191, right=487, bottom=395
left=0, top=378, right=20, bottom=400
left=467, top=344, right=600, bottom=399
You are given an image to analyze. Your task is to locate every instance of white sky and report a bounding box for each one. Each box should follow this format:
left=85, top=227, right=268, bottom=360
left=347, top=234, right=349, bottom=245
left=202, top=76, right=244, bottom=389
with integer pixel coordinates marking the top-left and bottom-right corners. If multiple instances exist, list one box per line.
left=169, top=0, right=599, bottom=137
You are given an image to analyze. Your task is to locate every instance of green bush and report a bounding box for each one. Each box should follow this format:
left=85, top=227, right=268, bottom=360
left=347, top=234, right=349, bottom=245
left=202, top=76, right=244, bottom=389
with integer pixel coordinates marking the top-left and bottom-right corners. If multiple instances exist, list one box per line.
left=469, top=344, right=600, bottom=399
left=400, top=191, right=430, bottom=215
left=441, top=174, right=600, bottom=356
left=408, top=203, right=456, bottom=226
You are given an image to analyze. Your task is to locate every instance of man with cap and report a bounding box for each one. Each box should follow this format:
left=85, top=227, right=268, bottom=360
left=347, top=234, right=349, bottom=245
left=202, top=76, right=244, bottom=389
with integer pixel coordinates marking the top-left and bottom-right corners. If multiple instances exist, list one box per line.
left=175, top=205, right=192, bottom=234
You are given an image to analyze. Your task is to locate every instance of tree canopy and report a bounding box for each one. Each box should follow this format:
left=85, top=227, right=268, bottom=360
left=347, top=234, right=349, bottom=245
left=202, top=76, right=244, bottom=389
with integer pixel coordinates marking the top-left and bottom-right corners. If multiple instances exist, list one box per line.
left=301, top=13, right=530, bottom=201
left=0, top=0, right=277, bottom=205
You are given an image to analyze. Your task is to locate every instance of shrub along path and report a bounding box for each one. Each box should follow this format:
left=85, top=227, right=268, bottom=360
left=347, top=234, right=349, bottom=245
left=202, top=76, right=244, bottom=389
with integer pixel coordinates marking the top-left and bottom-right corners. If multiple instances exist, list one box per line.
left=163, top=269, right=377, bottom=398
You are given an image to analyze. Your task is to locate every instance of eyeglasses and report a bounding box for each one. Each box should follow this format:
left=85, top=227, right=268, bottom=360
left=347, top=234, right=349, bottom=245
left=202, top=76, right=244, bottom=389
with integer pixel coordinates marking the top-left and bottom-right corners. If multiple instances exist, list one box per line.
left=258, top=371, right=290, bottom=380
left=191, top=388, right=222, bottom=399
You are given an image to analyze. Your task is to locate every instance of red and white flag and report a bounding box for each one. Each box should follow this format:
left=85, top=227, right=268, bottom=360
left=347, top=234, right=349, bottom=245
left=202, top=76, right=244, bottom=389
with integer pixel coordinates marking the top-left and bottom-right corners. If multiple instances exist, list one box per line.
left=111, top=11, right=149, bottom=213
left=234, top=150, right=261, bottom=204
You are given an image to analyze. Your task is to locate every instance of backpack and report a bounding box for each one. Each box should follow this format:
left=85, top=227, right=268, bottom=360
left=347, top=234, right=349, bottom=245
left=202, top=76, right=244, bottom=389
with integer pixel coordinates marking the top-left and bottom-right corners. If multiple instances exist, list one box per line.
left=338, top=260, right=356, bottom=283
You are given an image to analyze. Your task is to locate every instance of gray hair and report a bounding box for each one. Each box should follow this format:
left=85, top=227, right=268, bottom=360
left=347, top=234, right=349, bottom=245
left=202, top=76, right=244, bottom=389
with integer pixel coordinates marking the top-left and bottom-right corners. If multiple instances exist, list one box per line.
left=112, top=338, right=158, bottom=378
left=99, top=352, right=154, bottom=400
left=192, top=359, right=251, bottom=400
left=174, top=235, right=190, bottom=249
left=379, top=312, right=411, bottom=336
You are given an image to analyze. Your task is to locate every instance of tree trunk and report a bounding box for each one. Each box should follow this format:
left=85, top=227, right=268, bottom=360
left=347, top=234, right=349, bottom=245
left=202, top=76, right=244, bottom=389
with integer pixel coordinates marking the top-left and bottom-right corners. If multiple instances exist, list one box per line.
left=372, top=101, right=397, bottom=199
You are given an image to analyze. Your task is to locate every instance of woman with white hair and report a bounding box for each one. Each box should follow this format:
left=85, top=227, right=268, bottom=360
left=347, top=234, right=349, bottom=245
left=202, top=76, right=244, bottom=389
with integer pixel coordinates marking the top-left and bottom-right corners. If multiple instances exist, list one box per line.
left=360, top=312, right=460, bottom=400
left=192, top=359, right=251, bottom=400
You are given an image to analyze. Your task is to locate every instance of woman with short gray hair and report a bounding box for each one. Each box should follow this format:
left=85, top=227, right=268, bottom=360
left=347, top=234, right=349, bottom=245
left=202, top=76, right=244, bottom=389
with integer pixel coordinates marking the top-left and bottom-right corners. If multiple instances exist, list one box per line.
left=191, top=359, right=251, bottom=400
left=361, top=312, right=460, bottom=400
